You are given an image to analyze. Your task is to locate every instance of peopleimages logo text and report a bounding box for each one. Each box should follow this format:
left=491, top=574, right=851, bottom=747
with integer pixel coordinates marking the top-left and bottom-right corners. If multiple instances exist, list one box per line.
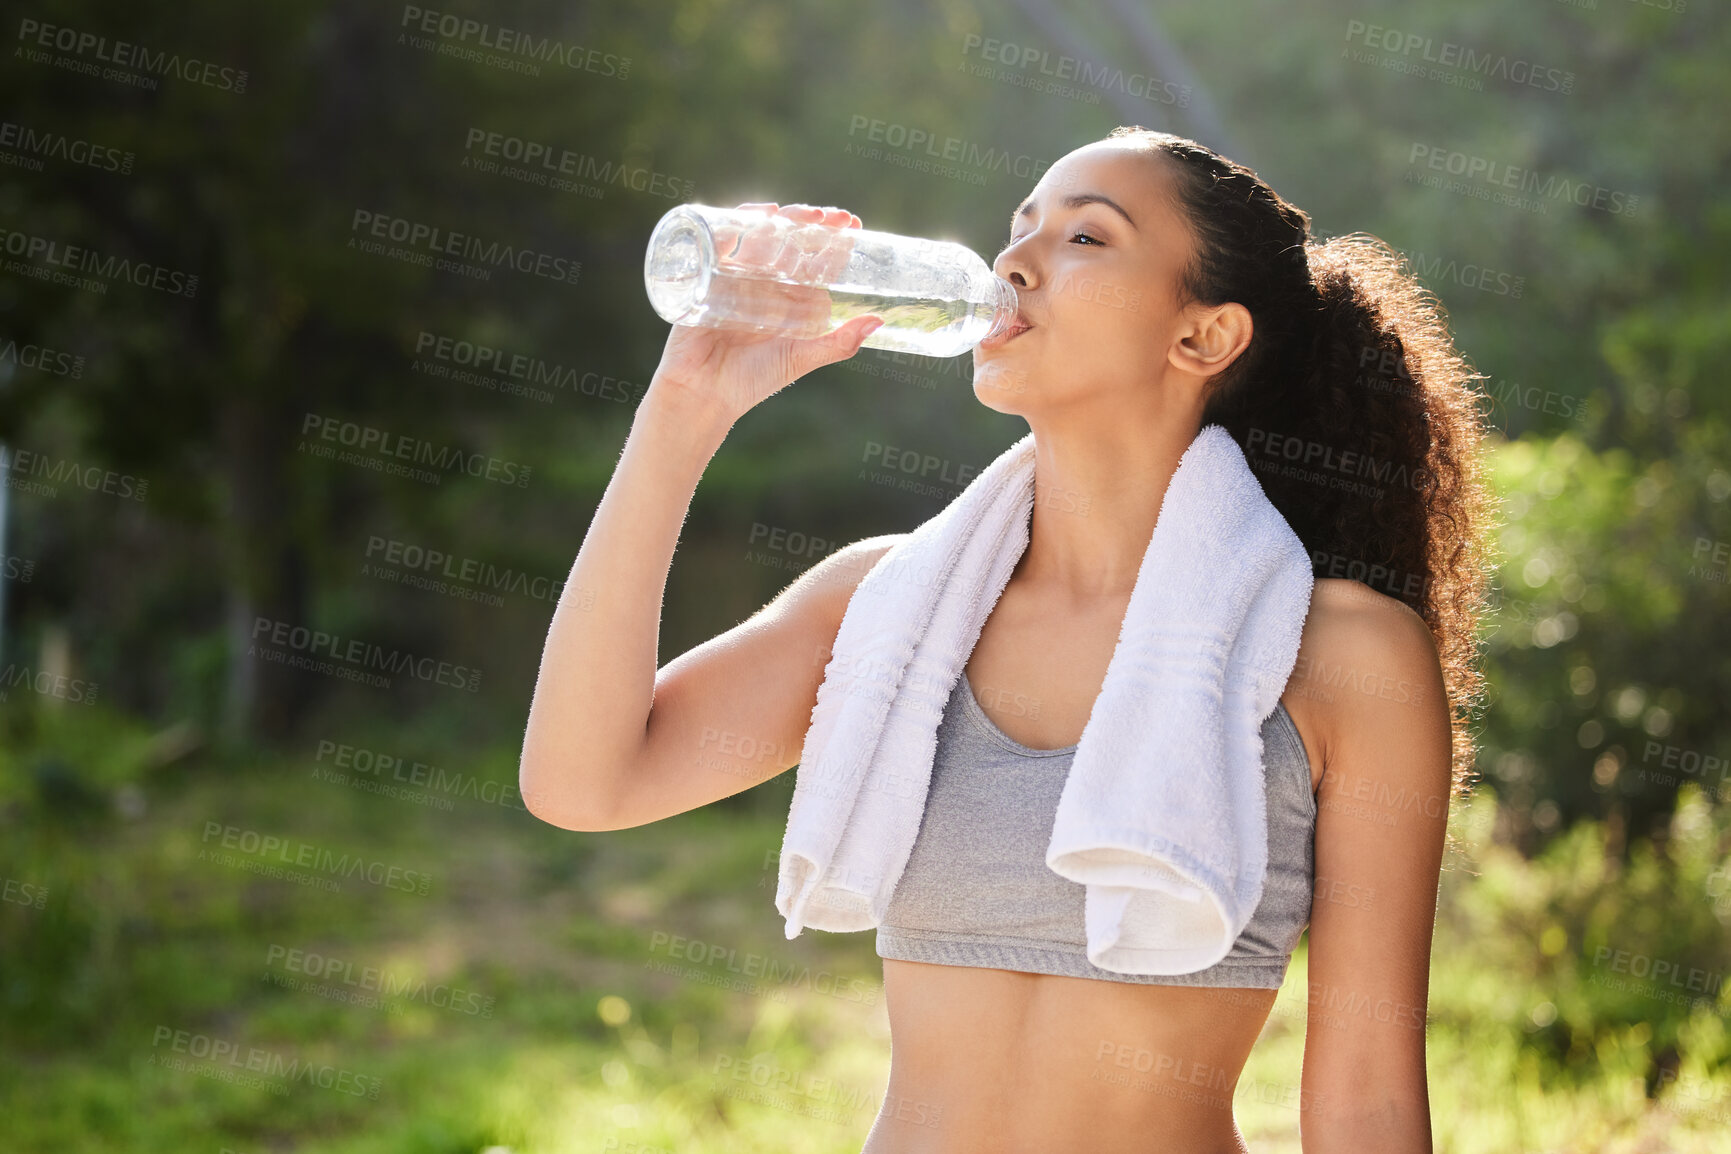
left=200, top=822, right=433, bottom=896
left=462, top=129, right=691, bottom=198
left=0, top=226, right=198, bottom=296
left=349, top=210, right=581, bottom=285
left=250, top=614, right=482, bottom=693
left=300, top=413, right=532, bottom=488
left=846, top=115, right=1056, bottom=182
left=0, top=120, right=133, bottom=173
left=0, top=335, right=84, bottom=378
left=399, top=6, right=629, bottom=77
left=960, top=33, right=1191, bottom=107
left=1343, top=20, right=1573, bottom=94
left=16, top=17, right=248, bottom=92
left=0, top=444, right=148, bottom=500
left=1407, top=144, right=1640, bottom=216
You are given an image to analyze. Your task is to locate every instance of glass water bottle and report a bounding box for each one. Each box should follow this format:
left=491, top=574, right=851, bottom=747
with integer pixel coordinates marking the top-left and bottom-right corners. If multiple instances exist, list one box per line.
left=643, top=203, right=1019, bottom=359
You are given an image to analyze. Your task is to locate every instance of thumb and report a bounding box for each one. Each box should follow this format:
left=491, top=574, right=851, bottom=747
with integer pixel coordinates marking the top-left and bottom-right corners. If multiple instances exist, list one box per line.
left=789, top=315, right=886, bottom=377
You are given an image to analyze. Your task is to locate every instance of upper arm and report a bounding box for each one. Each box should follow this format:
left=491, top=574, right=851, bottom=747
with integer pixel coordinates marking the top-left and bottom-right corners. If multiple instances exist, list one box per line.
left=1298, top=583, right=1453, bottom=1140
left=592, top=533, right=906, bottom=831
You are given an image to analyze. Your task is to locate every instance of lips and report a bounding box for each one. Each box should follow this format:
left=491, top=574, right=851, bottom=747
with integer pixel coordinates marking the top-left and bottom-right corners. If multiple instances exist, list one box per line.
left=982, top=311, right=1034, bottom=349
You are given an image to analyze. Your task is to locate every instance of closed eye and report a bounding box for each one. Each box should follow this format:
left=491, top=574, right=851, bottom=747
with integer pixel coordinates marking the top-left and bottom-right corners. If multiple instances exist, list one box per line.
left=999, top=231, right=1103, bottom=256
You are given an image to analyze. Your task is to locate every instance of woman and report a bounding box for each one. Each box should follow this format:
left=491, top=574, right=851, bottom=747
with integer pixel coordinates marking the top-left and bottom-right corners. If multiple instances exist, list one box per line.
left=520, top=127, right=1494, bottom=1153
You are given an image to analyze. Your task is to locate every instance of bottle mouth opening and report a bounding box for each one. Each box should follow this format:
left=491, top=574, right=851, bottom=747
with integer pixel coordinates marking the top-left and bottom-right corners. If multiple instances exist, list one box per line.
left=644, top=206, right=717, bottom=323
left=984, top=277, right=1020, bottom=341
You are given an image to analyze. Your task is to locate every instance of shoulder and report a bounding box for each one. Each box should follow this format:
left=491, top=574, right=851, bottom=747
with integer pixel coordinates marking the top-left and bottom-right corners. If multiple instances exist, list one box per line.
left=1289, top=578, right=1451, bottom=784
left=806, top=533, right=908, bottom=590
left=764, top=532, right=909, bottom=624
left=1293, top=578, right=1444, bottom=708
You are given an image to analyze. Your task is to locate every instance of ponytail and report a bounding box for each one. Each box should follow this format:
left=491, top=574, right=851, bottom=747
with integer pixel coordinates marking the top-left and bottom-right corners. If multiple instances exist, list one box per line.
left=1106, top=126, right=1497, bottom=813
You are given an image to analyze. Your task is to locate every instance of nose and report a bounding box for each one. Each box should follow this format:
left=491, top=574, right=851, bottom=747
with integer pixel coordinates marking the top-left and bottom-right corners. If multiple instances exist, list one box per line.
left=993, top=235, right=1037, bottom=290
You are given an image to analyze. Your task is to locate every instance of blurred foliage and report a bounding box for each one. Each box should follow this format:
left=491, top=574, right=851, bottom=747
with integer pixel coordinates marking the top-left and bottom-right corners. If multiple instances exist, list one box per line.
left=1479, top=427, right=1731, bottom=851
left=1437, top=785, right=1731, bottom=1094
left=3, top=724, right=1730, bottom=1149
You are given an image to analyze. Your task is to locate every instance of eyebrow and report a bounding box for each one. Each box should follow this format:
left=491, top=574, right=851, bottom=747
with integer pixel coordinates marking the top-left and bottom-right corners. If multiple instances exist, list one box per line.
left=1011, top=191, right=1138, bottom=231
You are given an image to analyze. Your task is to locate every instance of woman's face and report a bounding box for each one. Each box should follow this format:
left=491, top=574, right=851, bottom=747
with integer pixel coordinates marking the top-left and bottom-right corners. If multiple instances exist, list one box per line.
left=973, top=142, right=1206, bottom=413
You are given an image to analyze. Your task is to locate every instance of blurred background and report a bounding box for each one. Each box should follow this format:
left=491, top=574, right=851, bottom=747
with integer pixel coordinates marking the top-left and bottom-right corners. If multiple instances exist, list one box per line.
left=1, top=1, right=1727, bottom=1150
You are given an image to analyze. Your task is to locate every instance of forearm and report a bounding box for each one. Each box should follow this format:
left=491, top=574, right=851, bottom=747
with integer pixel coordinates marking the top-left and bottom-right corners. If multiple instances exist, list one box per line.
left=1301, top=1095, right=1432, bottom=1154
left=519, top=379, right=736, bottom=825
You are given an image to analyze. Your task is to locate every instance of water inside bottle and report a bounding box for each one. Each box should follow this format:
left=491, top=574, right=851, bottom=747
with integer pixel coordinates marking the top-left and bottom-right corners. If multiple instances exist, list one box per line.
left=829, top=287, right=996, bottom=356
left=669, top=270, right=998, bottom=358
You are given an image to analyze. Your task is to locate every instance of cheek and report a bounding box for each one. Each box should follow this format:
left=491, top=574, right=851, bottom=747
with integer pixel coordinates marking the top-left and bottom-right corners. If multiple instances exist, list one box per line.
left=1047, top=272, right=1153, bottom=334
left=1080, top=316, right=1173, bottom=385
left=1056, top=293, right=1156, bottom=361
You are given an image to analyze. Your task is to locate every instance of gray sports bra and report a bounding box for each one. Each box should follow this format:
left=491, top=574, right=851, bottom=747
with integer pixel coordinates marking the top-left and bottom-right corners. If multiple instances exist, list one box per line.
left=876, top=673, right=1317, bottom=988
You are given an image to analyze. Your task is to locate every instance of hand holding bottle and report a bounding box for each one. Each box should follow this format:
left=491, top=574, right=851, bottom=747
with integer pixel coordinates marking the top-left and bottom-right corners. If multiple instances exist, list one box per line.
left=647, top=202, right=887, bottom=425
left=646, top=199, right=1019, bottom=382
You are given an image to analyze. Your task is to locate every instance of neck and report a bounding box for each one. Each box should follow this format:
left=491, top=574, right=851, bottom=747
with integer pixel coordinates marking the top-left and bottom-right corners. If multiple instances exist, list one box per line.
left=1016, top=397, right=1206, bottom=600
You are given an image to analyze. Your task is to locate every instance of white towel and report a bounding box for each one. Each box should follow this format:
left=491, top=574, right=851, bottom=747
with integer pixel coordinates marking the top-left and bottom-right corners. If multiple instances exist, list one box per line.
left=774, top=423, right=1314, bottom=975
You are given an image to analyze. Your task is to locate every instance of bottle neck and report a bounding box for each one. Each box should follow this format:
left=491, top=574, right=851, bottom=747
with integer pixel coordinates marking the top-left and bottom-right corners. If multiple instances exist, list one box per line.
left=984, top=277, right=1019, bottom=341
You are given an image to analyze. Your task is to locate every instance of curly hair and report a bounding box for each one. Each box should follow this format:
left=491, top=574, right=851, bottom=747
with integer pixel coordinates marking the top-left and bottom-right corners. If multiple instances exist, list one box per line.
left=1104, top=126, right=1496, bottom=818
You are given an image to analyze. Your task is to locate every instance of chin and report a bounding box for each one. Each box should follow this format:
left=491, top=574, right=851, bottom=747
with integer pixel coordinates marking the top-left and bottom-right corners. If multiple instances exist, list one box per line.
left=972, top=362, right=1032, bottom=409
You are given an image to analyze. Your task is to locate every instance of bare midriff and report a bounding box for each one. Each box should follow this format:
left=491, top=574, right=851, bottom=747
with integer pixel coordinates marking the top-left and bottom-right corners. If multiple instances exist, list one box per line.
left=860, top=961, right=1276, bottom=1153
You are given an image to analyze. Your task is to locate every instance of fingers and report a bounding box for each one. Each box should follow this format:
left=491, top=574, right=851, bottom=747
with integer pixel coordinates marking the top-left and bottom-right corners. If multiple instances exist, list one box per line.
left=733, top=201, right=859, bottom=229
left=774, top=205, right=861, bottom=281
left=726, top=205, right=863, bottom=282
left=788, top=315, right=884, bottom=382
left=829, top=314, right=886, bottom=356
left=713, top=204, right=773, bottom=265
left=776, top=203, right=862, bottom=230
left=815, top=229, right=859, bottom=282
left=715, top=203, right=862, bottom=284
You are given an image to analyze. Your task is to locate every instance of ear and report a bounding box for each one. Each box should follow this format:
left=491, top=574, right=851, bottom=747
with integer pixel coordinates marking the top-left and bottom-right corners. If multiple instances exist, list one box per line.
left=1169, top=301, right=1253, bottom=378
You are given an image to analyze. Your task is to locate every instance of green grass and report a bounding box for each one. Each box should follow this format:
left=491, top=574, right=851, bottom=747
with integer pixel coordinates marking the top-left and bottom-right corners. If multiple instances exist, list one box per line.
left=3, top=705, right=1729, bottom=1151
